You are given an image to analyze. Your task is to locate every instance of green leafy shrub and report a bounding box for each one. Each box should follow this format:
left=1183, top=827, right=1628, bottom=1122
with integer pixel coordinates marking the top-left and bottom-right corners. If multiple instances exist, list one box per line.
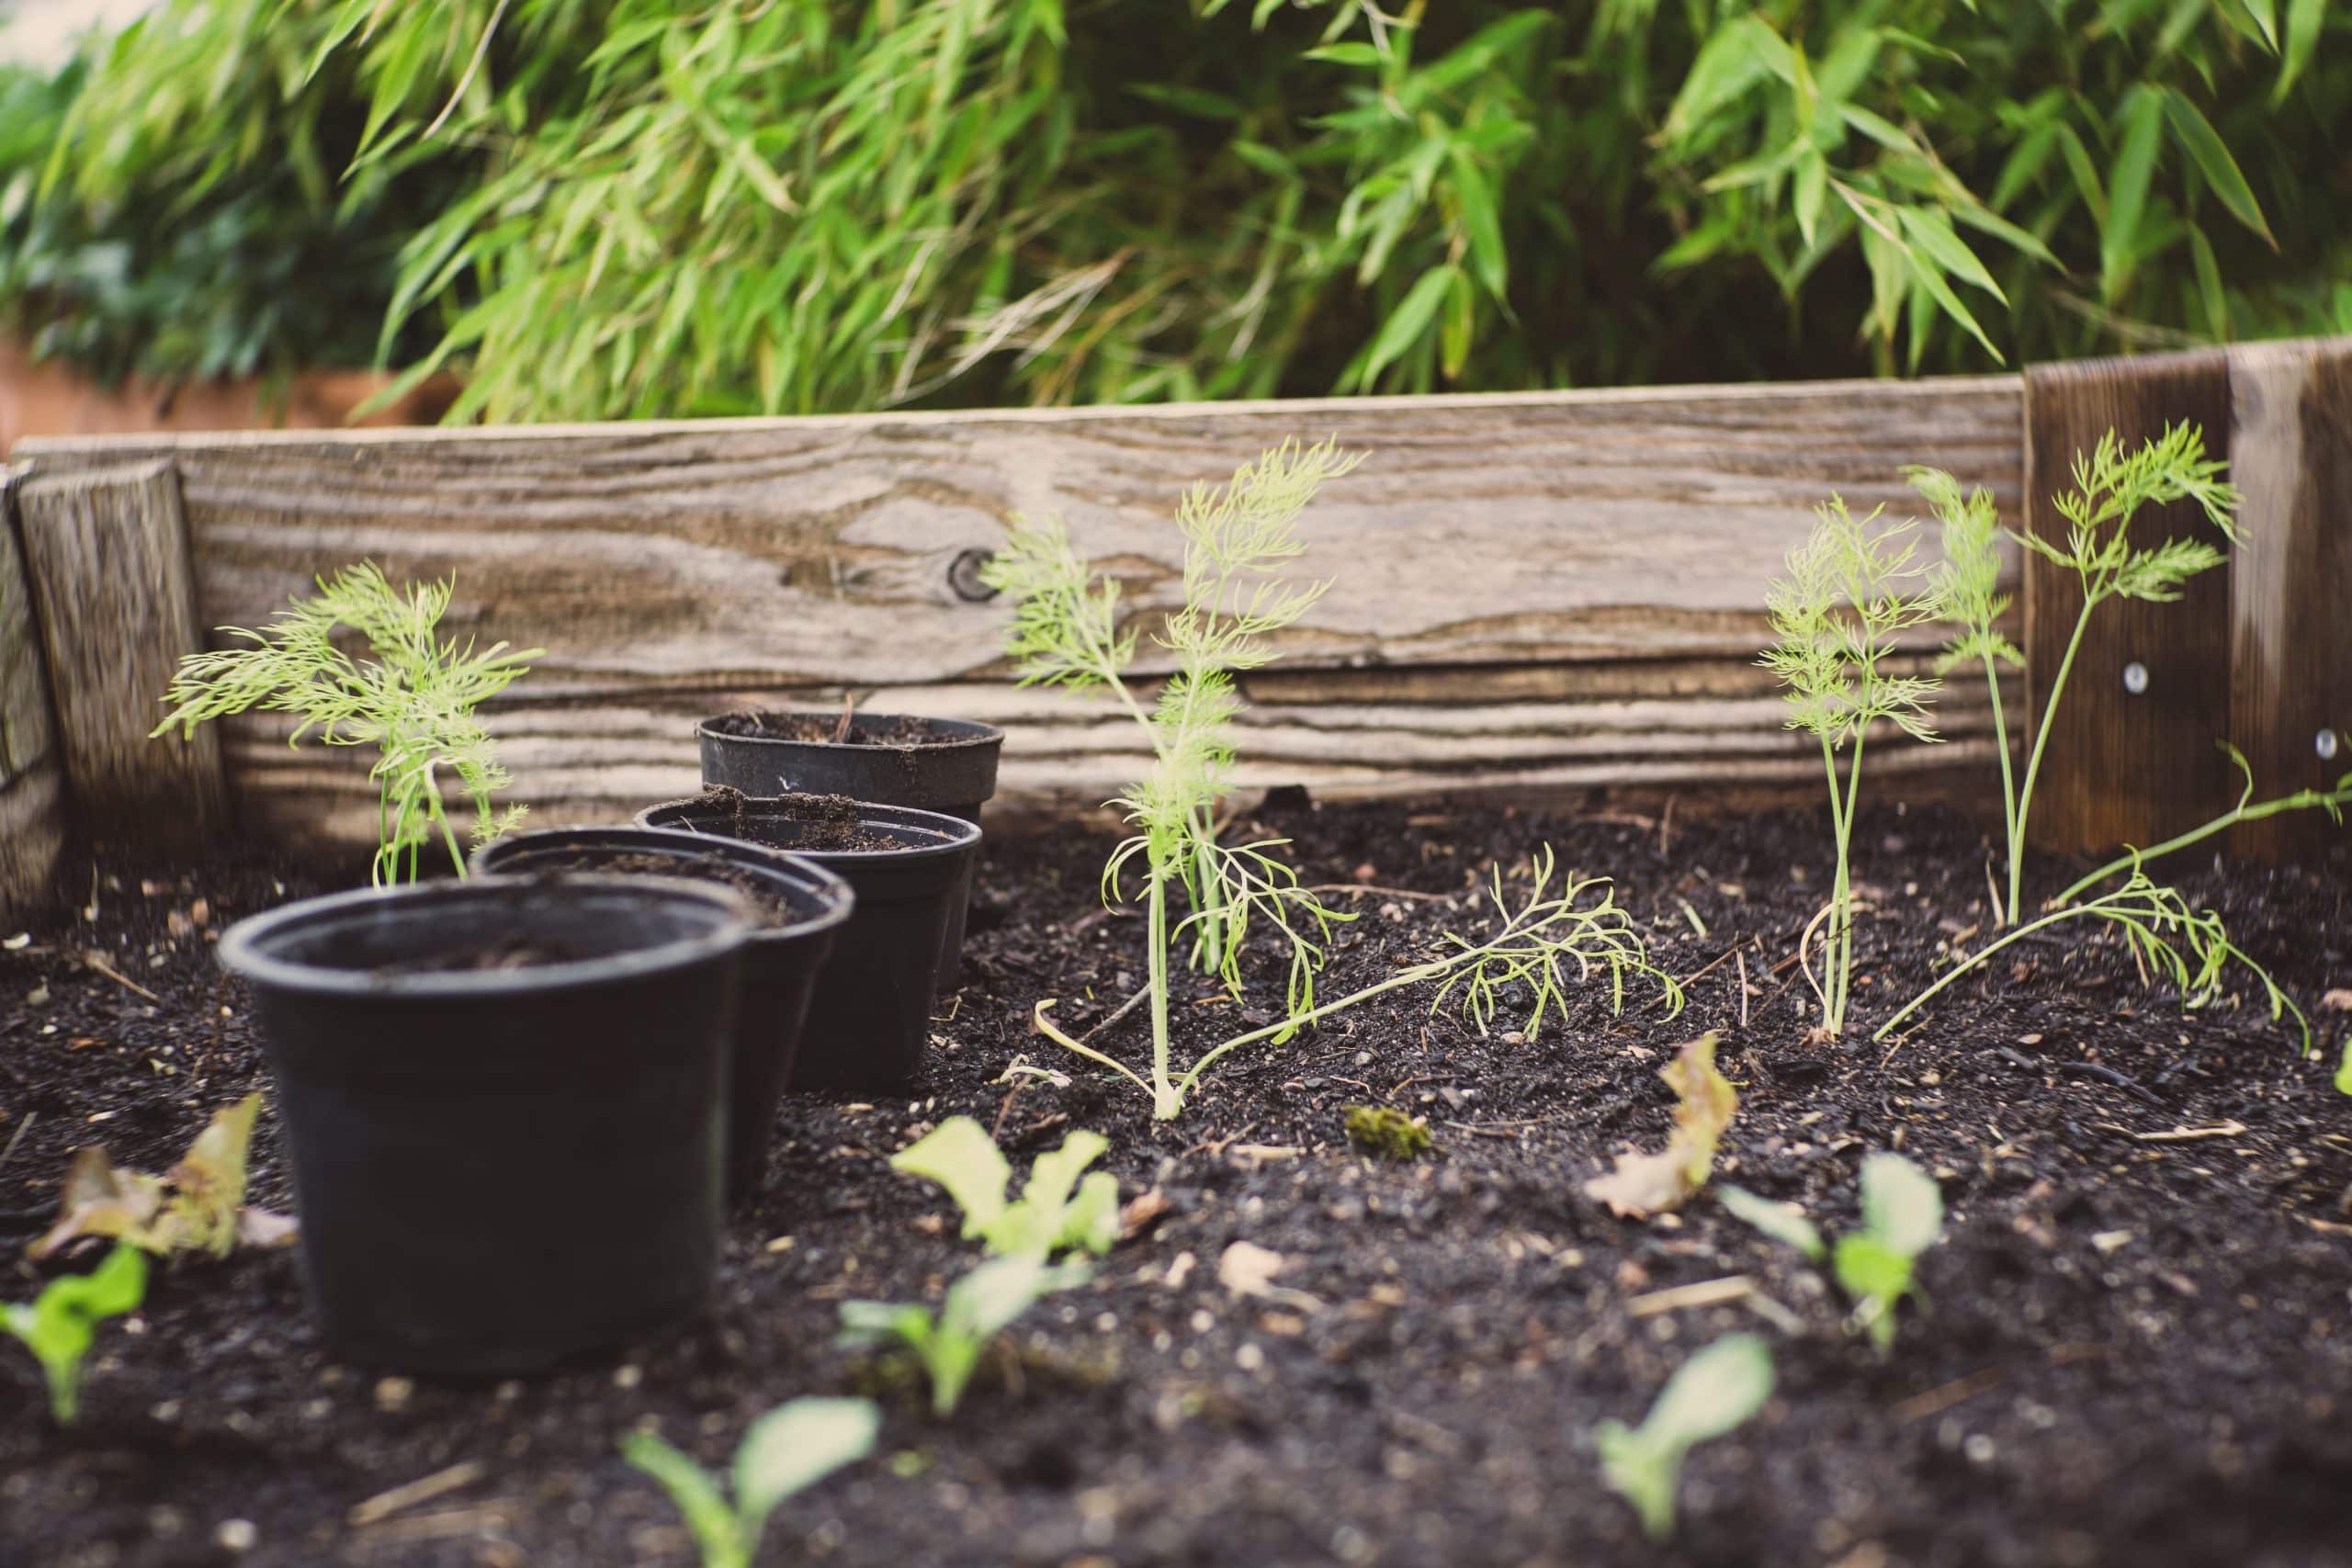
left=3, top=1242, right=147, bottom=1425
left=152, top=563, right=538, bottom=885
left=889, top=1117, right=1119, bottom=1260
left=27, top=2, right=2350, bottom=420
left=1595, top=1332, right=1775, bottom=1540
left=623, top=1398, right=879, bottom=1568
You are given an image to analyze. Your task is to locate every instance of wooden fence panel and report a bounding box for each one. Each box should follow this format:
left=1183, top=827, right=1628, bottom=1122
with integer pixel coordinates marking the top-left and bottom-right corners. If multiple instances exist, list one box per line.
left=0, top=465, right=67, bottom=921
left=17, top=378, right=2026, bottom=850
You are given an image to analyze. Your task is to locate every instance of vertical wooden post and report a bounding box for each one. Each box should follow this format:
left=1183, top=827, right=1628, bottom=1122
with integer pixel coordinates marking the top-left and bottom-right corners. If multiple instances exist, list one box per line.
left=2224, top=337, right=2352, bottom=860
left=2021, top=347, right=2236, bottom=855
left=17, top=458, right=226, bottom=851
left=2023, top=335, right=2352, bottom=862
left=0, top=464, right=69, bottom=922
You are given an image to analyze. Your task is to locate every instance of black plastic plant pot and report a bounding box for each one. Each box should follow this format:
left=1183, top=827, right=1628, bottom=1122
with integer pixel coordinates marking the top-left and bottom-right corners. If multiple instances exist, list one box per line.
left=217, top=874, right=755, bottom=1377
left=471, top=827, right=854, bottom=1201
left=635, top=792, right=982, bottom=1093
left=696, top=712, right=1002, bottom=989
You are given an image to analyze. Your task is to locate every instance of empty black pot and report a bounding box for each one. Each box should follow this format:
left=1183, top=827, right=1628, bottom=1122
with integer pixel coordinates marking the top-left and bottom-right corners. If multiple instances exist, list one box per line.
left=219, top=874, right=754, bottom=1376
left=696, top=712, right=1002, bottom=988
left=472, top=827, right=854, bottom=1201
left=635, top=793, right=981, bottom=1091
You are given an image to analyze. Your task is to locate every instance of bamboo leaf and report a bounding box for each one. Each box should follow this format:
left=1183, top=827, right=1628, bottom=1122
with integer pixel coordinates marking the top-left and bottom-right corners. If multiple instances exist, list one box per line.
left=2102, top=87, right=2167, bottom=303
left=1354, top=265, right=1457, bottom=391
left=2160, top=89, right=2276, bottom=245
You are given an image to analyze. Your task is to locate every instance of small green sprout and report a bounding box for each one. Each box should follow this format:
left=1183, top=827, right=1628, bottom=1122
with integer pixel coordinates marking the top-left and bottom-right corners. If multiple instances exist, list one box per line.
left=1722, top=1153, right=1944, bottom=1353
left=837, top=1256, right=1090, bottom=1417
left=1760, top=499, right=1940, bottom=1036
left=1342, top=1105, right=1431, bottom=1162
left=622, top=1397, right=879, bottom=1568
left=1595, top=1333, right=1775, bottom=1540
left=153, top=563, right=540, bottom=885
left=4, top=1242, right=148, bottom=1425
left=888, top=1117, right=1119, bottom=1259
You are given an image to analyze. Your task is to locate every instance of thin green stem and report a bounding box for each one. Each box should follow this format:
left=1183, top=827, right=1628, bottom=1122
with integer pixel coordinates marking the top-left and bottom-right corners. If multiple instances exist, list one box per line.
left=1173, top=955, right=1457, bottom=1103
left=2011, top=597, right=2096, bottom=923
left=1147, top=866, right=1177, bottom=1119
left=2055, top=785, right=2350, bottom=906
left=1871, top=893, right=2120, bottom=1043
left=1981, top=649, right=2018, bottom=928
left=1817, top=733, right=1851, bottom=1035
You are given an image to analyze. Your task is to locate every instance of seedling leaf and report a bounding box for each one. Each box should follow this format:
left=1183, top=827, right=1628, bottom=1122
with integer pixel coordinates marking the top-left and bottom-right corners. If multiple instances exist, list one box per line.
left=838, top=1257, right=1089, bottom=1417
left=889, top=1118, right=1118, bottom=1259
left=2, top=1242, right=148, bottom=1425
left=1596, top=1333, right=1775, bottom=1540
left=1717, top=1184, right=1827, bottom=1261
left=733, top=1398, right=882, bottom=1530
left=1857, top=1151, right=1944, bottom=1257
left=889, top=1118, right=1011, bottom=1243
left=622, top=1433, right=744, bottom=1567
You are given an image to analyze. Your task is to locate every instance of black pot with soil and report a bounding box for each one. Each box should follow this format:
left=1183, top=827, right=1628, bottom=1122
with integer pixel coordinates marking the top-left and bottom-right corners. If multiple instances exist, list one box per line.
left=471, top=827, right=854, bottom=1201
left=217, top=874, right=755, bottom=1375
left=635, top=789, right=981, bottom=1092
left=696, top=711, right=1002, bottom=987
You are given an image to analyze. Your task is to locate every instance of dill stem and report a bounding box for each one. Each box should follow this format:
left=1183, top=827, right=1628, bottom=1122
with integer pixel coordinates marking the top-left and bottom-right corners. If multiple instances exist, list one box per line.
left=2011, top=597, right=2094, bottom=924
left=1981, top=649, right=2018, bottom=930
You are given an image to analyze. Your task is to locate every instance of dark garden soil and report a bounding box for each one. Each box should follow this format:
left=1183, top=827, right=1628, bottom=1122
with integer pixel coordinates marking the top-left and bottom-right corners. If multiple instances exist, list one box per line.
left=707, top=713, right=954, bottom=748
left=3, top=798, right=2348, bottom=1568
left=665, top=788, right=918, bottom=854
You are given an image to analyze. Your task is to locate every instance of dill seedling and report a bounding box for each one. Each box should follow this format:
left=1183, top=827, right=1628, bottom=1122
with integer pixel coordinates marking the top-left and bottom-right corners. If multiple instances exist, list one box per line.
left=990, top=442, right=1683, bottom=1119
left=1998, top=423, right=2239, bottom=924
left=1760, top=500, right=1940, bottom=1037
left=152, top=564, right=541, bottom=884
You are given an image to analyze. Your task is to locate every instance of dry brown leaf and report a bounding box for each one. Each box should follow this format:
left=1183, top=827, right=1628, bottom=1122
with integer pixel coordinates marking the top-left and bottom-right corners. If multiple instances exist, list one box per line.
left=28, top=1147, right=164, bottom=1259
left=1119, top=1188, right=1172, bottom=1241
left=1585, top=1032, right=1737, bottom=1220
left=2321, top=988, right=2352, bottom=1012
left=1217, top=1241, right=1287, bottom=1299
left=27, top=1094, right=296, bottom=1260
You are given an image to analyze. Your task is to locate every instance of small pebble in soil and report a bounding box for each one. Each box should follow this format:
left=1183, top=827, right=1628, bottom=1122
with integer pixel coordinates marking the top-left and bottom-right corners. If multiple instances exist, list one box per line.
left=215, top=1518, right=258, bottom=1552
left=374, top=1377, right=413, bottom=1413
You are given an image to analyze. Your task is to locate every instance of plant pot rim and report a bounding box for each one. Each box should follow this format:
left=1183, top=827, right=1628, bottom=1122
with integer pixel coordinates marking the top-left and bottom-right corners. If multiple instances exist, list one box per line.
left=635, top=795, right=984, bottom=864
left=695, top=712, right=1004, bottom=755
left=470, top=826, right=857, bottom=946
left=218, top=874, right=755, bottom=1000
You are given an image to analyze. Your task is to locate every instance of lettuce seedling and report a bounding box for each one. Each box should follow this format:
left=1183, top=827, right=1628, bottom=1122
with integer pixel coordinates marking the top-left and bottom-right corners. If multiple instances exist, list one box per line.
left=153, top=563, right=539, bottom=884
left=1595, top=1333, right=1775, bottom=1540
left=1760, top=499, right=1940, bottom=1036
left=889, top=1117, right=1119, bottom=1259
left=837, top=1256, right=1090, bottom=1417
left=1586, top=1033, right=1736, bottom=1219
left=622, top=1397, right=879, bottom=1568
left=1722, top=1153, right=1944, bottom=1353
left=4, top=1242, right=148, bottom=1425
left=1837, top=1153, right=1945, bottom=1352
left=30, top=1093, right=296, bottom=1260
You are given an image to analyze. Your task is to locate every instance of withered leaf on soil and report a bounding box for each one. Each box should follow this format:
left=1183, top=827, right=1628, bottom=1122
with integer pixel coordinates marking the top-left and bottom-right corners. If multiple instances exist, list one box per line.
left=29, top=1094, right=297, bottom=1260
left=1586, top=1033, right=1738, bottom=1220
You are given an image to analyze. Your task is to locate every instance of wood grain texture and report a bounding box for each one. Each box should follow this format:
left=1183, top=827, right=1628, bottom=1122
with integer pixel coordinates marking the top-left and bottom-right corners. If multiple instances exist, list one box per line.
left=2022, top=349, right=2238, bottom=856
left=0, top=464, right=67, bottom=920
left=2225, top=338, right=2352, bottom=860
left=17, top=460, right=225, bottom=847
left=16, top=377, right=2028, bottom=852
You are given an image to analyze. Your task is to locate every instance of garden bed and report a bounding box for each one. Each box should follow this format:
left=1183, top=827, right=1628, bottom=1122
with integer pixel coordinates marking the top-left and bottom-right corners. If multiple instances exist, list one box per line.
left=2, top=796, right=2347, bottom=1568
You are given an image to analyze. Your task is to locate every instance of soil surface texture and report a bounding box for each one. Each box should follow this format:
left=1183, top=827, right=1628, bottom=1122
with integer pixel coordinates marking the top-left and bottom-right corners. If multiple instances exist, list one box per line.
left=650, top=789, right=918, bottom=855
left=2, top=798, right=2347, bottom=1568
left=707, top=713, right=954, bottom=748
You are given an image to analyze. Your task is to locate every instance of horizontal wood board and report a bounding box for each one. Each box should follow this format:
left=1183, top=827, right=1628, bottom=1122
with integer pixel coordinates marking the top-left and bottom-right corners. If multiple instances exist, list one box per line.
left=18, top=378, right=2026, bottom=850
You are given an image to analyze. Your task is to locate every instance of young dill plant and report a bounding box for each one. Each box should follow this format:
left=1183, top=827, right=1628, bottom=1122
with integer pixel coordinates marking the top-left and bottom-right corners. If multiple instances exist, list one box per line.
left=1997, top=422, right=2239, bottom=924
left=981, top=439, right=1365, bottom=1111
left=152, top=564, right=540, bottom=884
left=1760, top=500, right=1940, bottom=1037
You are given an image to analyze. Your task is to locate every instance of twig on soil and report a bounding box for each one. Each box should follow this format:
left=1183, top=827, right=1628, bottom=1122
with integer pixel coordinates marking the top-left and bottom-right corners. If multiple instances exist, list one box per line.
left=2095, top=1120, right=2246, bottom=1144
left=2056, top=1061, right=2164, bottom=1106
left=1626, top=1276, right=1753, bottom=1316
left=1660, top=945, right=1740, bottom=1004
left=0, top=1111, right=32, bottom=1173
left=1302, top=884, right=1453, bottom=903
left=1893, top=1368, right=2004, bottom=1424
left=1441, top=1116, right=1560, bottom=1139
left=1736, top=951, right=1750, bottom=1030
left=80, top=951, right=162, bottom=1004
left=832, top=690, right=856, bottom=743
left=350, top=1461, right=488, bottom=1527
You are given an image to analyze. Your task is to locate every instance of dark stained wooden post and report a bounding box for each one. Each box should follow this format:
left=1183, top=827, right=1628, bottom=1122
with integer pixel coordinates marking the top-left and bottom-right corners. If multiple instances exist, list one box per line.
left=2022, top=334, right=2352, bottom=862
left=0, top=465, right=70, bottom=922
left=17, top=458, right=227, bottom=852
left=2224, top=337, right=2352, bottom=860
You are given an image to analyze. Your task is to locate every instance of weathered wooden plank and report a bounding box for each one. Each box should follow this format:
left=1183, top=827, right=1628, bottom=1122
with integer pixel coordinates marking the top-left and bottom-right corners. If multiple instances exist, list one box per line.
left=0, top=463, right=68, bottom=921
left=17, top=460, right=226, bottom=848
left=2021, top=349, right=2238, bottom=856
left=2224, top=338, right=2352, bottom=860
left=17, top=377, right=2028, bottom=848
